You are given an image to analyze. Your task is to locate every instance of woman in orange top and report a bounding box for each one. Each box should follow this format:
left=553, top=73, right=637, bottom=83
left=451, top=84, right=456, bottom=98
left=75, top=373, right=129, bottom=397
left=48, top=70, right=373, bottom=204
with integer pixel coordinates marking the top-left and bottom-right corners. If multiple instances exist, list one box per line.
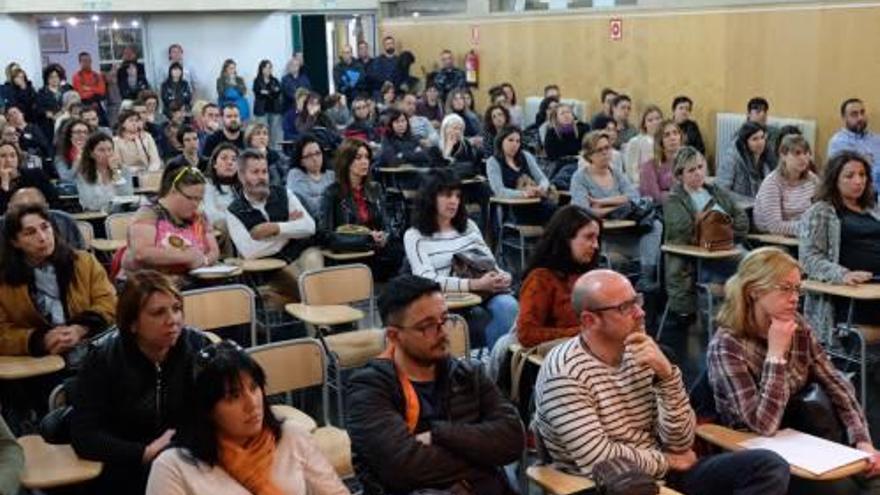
left=516, top=205, right=602, bottom=348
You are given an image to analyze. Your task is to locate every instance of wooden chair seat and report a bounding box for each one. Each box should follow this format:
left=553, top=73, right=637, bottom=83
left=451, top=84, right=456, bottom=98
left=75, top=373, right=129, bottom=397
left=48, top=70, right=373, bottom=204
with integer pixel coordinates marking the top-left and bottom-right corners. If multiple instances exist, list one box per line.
left=325, top=329, right=385, bottom=368
left=526, top=465, right=594, bottom=495
left=19, top=435, right=102, bottom=489
left=312, top=426, right=354, bottom=477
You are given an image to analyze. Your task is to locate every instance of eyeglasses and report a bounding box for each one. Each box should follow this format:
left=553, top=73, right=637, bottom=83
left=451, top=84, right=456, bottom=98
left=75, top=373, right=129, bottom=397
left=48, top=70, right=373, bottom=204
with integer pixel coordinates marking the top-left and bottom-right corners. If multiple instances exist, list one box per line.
left=391, top=314, right=452, bottom=336
left=592, top=145, right=613, bottom=155
left=171, top=166, right=205, bottom=201
left=770, top=283, right=804, bottom=296
left=589, top=293, right=645, bottom=315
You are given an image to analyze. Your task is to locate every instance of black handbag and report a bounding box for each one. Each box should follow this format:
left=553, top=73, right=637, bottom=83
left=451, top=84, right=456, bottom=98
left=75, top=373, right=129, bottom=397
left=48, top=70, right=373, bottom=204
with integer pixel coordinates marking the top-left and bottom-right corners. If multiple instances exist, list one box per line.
left=591, top=457, right=659, bottom=495
left=781, top=382, right=847, bottom=444
left=327, top=224, right=373, bottom=253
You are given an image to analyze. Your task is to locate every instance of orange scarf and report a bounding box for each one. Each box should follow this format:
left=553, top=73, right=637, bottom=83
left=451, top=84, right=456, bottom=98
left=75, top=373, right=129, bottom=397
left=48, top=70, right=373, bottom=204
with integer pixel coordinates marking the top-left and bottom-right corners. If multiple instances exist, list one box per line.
left=379, top=344, right=420, bottom=434
left=218, top=427, right=284, bottom=495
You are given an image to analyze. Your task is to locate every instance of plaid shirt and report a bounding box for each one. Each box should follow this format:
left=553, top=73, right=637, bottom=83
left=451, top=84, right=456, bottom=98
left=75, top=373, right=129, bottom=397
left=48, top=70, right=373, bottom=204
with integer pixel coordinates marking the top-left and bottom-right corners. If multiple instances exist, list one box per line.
left=707, top=315, right=871, bottom=445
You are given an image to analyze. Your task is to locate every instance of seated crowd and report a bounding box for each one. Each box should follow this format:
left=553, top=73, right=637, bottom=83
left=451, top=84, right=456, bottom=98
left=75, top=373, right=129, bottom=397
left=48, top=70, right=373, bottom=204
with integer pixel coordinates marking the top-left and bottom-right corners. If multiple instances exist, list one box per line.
left=0, top=34, right=880, bottom=495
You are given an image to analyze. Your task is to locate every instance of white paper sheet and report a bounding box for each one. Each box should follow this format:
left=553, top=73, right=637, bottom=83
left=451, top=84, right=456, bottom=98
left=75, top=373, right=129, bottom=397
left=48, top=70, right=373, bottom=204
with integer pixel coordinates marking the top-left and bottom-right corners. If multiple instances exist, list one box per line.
left=189, top=265, right=239, bottom=275
left=739, top=428, right=869, bottom=476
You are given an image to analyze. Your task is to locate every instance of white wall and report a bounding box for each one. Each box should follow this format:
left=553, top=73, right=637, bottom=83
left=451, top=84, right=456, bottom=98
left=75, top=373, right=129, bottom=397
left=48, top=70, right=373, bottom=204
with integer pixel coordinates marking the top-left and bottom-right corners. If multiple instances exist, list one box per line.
left=144, top=12, right=293, bottom=103
left=41, top=22, right=100, bottom=81
left=0, top=15, right=43, bottom=82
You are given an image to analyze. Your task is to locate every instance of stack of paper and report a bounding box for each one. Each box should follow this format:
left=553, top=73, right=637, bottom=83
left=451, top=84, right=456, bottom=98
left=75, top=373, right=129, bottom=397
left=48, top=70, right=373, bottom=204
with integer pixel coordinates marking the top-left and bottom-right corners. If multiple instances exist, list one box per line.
left=739, top=428, right=869, bottom=476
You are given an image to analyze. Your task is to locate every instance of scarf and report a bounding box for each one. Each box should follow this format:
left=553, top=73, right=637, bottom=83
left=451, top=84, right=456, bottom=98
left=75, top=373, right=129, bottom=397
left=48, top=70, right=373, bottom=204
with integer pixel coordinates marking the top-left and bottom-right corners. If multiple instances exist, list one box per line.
left=379, top=344, right=420, bottom=434
left=218, top=427, right=284, bottom=495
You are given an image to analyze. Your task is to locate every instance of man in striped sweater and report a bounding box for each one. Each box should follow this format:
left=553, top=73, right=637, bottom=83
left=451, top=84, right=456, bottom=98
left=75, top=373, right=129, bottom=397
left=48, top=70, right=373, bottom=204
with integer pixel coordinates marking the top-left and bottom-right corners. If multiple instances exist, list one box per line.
left=534, top=269, right=790, bottom=494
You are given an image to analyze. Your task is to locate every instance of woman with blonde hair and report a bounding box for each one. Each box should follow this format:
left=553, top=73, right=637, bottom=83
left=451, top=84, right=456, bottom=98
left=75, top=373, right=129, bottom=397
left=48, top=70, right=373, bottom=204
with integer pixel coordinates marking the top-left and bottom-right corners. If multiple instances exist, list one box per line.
left=623, top=104, right=663, bottom=187
left=639, top=119, right=681, bottom=203
left=753, top=134, right=818, bottom=236
left=708, top=247, right=880, bottom=494
left=543, top=103, right=589, bottom=161
left=244, top=122, right=286, bottom=185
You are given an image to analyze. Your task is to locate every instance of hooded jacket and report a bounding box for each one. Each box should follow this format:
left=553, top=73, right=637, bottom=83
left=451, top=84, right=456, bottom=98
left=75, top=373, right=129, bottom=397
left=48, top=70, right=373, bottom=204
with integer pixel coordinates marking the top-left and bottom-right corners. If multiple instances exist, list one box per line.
left=346, top=356, right=524, bottom=495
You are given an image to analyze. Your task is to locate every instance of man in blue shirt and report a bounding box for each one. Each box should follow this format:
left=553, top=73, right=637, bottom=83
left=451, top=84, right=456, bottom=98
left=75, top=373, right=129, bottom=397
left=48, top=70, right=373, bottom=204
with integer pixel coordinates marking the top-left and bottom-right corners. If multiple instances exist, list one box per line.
left=828, top=98, right=880, bottom=187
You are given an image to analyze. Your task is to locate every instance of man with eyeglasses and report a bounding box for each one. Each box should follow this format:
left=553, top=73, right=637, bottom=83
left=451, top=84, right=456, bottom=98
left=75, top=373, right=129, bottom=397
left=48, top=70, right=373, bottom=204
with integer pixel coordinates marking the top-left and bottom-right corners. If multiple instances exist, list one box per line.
left=347, top=275, right=524, bottom=495
left=533, top=269, right=790, bottom=495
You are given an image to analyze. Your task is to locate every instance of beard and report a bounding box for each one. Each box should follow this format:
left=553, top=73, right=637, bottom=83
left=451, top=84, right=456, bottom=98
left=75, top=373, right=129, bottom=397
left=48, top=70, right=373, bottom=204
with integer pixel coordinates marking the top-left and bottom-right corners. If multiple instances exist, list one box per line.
left=226, top=122, right=241, bottom=133
left=385, top=47, right=396, bottom=56
left=847, top=121, right=868, bottom=135
left=246, top=182, right=270, bottom=201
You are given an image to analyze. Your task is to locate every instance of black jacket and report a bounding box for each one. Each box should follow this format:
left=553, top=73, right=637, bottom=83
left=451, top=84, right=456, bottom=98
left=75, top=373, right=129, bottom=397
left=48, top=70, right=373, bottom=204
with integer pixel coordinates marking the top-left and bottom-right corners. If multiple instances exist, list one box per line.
left=116, top=61, right=150, bottom=101
left=160, top=79, right=193, bottom=114
left=252, top=76, right=283, bottom=116
left=378, top=134, right=436, bottom=167
left=347, top=357, right=524, bottom=495
left=71, top=327, right=210, bottom=493
left=543, top=122, right=590, bottom=161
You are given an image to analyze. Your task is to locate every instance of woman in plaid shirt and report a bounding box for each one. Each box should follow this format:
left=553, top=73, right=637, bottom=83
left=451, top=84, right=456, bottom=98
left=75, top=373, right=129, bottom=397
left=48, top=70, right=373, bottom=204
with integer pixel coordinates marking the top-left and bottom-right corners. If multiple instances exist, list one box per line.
left=708, top=247, right=880, bottom=494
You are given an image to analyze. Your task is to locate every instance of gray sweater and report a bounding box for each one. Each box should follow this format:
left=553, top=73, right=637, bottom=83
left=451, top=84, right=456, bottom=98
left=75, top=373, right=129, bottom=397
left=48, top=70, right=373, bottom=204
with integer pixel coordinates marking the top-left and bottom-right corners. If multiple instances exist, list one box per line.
left=286, top=168, right=336, bottom=221
left=486, top=152, right=549, bottom=199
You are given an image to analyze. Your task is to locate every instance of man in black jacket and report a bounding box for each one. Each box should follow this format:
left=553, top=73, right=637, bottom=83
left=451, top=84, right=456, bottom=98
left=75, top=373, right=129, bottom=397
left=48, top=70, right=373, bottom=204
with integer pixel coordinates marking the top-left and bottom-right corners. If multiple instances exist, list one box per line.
left=347, top=275, right=524, bottom=495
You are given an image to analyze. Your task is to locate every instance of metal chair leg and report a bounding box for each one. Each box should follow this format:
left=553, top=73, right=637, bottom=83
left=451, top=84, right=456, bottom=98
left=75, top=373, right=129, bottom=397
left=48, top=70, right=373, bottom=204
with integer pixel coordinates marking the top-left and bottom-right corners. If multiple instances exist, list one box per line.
left=656, top=301, right=670, bottom=342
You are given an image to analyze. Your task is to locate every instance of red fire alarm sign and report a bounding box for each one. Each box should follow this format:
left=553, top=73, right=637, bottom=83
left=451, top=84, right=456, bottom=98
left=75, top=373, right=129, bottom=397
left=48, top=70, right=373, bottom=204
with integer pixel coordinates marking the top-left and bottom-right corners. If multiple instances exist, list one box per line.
left=610, top=18, right=623, bottom=41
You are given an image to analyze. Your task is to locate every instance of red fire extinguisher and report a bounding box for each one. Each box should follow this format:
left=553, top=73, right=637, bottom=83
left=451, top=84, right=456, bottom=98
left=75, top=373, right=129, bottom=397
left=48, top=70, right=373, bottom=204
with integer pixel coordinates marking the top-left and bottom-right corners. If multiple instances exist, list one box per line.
left=465, top=49, right=479, bottom=88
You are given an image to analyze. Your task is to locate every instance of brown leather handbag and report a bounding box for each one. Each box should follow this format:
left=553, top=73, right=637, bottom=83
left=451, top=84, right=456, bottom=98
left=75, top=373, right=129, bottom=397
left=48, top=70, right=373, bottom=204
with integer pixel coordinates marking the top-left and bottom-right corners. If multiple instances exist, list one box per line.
left=693, top=199, right=734, bottom=251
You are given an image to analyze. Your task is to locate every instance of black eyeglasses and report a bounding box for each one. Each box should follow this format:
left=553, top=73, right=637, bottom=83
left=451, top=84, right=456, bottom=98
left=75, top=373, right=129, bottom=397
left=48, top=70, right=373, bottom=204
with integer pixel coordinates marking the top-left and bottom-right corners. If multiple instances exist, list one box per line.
left=588, top=293, right=645, bottom=315
left=390, top=314, right=452, bottom=336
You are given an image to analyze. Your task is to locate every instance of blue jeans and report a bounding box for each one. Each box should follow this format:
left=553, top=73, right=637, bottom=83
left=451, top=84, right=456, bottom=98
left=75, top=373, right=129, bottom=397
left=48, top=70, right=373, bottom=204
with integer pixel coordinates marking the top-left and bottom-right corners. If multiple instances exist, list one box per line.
left=483, top=293, right=519, bottom=350
left=667, top=450, right=790, bottom=495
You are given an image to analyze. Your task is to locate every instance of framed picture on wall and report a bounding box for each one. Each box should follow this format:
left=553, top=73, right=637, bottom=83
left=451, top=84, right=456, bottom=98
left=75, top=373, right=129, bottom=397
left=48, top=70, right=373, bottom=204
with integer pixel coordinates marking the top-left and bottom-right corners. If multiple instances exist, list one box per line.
left=39, top=27, right=68, bottom=53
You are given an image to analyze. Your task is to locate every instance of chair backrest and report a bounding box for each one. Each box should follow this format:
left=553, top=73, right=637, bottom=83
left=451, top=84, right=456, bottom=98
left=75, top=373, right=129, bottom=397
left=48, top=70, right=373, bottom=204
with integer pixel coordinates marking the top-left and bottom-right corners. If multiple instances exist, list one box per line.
left=104, top=212, right=136, bottom=241
left=299, top=264, right=374, bottom=320
left=139, top=170, right=163, bottom=190
left=76, top=221, right=94, bottom=249
left=183, top=284, right=257, bottom=346
left=248, top=338, right=326, bottom=396
left=446, top=314, right=470, bottom=359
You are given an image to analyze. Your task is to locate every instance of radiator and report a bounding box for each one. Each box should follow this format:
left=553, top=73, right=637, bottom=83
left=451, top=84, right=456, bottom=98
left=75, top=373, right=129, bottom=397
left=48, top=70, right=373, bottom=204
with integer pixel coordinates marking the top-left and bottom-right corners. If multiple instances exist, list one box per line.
left=714, top=112, right=817, bottom=170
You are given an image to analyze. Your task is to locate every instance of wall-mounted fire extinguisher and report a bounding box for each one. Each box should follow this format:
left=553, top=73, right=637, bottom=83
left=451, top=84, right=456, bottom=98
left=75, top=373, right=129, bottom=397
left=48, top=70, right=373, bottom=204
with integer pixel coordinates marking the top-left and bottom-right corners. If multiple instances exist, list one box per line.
left=465, top=49, right=479, bottom=88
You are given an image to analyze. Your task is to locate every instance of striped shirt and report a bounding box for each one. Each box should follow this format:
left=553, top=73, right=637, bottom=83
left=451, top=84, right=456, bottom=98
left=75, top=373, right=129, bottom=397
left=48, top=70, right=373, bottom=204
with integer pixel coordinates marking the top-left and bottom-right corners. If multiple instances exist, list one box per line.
left=403, top=220, right=505, bottom=292
left=534, top=336, right=695, bottom=478
left=753, top=169, right=818, bottom=237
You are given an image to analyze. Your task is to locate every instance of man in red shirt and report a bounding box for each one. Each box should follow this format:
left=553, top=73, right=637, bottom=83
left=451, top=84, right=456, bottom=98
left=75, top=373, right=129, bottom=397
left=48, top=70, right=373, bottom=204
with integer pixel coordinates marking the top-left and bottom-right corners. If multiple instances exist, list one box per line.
left=72, top=52, right=107, bottom=125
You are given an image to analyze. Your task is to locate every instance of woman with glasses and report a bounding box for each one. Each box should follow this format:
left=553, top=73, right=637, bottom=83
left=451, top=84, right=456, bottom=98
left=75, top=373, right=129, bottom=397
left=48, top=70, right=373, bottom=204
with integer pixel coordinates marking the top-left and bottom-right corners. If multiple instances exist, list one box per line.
left=74, top=132, right=133, bottom=213
left=708, top=247, right=880, bottom=494
left=571, top=130, right=663, bottom=291
left=286, top=135, right=334, bottom=221
left=54, top=118, right=89, bottom=183
left=71, top=270, right=213, bottom=494
left=121, top=163, right=219, bottom=280
left=146, top=341, right=348, bottom=495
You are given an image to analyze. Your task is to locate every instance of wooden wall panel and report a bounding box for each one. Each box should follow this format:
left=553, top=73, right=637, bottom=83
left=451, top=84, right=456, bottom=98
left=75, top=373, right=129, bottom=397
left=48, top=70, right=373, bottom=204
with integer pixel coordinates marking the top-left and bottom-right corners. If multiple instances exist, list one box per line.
left=384, top=4, right=880, bottom=164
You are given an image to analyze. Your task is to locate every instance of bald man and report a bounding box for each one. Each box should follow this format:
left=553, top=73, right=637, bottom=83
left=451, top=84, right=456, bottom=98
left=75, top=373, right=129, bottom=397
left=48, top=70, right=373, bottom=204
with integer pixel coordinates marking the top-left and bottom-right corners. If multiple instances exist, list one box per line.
left=534, top=270, right=790, bottom=495
left=0, top=187, right=85, bottom=249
